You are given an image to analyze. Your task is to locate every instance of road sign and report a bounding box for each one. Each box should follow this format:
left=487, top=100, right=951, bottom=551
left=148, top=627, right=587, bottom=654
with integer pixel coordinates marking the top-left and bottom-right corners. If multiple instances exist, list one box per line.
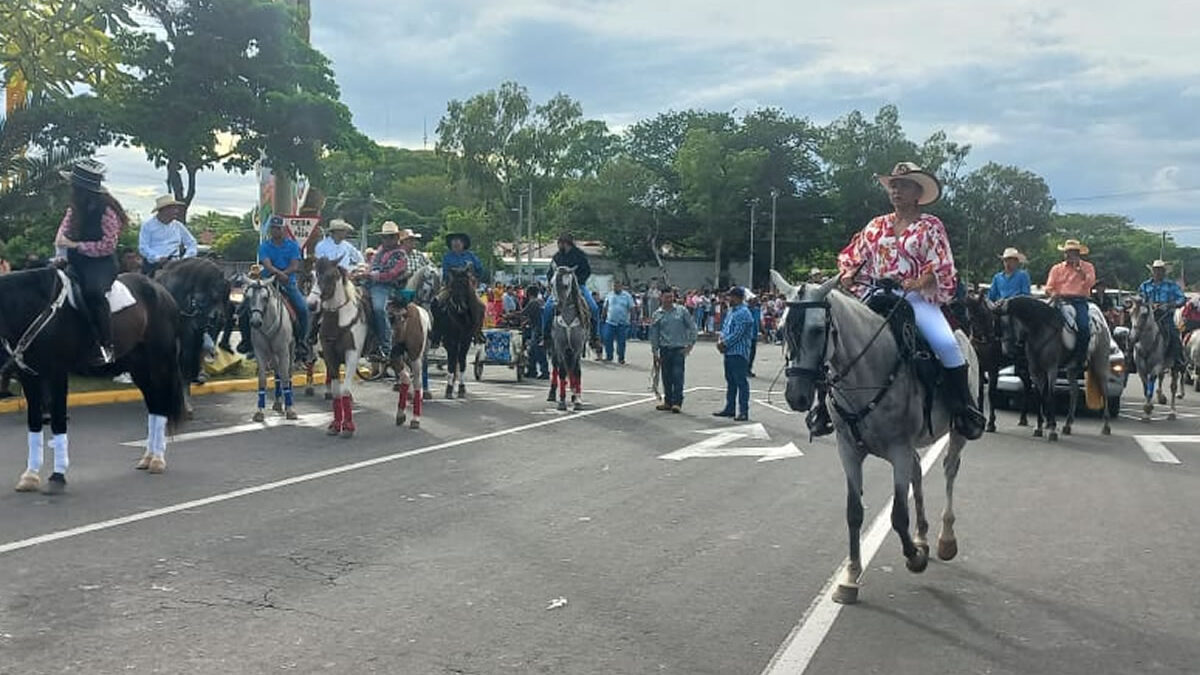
left=658, top=423, right=804, bottom=462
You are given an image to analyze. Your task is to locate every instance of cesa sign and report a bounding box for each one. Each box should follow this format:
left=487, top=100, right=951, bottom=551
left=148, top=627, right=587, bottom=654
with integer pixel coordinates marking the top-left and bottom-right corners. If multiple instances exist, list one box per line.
left=261, top=215, right=321, bottom=242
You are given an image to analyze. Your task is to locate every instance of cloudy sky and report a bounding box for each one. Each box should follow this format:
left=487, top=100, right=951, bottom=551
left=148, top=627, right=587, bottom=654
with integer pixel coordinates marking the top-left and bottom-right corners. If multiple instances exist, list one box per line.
left=100, top=0, right=1200, bottom=242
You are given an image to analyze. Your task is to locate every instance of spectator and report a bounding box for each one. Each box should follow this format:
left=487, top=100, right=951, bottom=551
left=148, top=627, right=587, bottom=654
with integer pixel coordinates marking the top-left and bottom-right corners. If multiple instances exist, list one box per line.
left=713, top=287, right=754, bottom=421
left=602, top=280, right=635, bottom=364
left=747, top=293, right=762, bottom=377
left=649, top=287, right=697, bottom=413
left=521, top=285, right=549, bottom=379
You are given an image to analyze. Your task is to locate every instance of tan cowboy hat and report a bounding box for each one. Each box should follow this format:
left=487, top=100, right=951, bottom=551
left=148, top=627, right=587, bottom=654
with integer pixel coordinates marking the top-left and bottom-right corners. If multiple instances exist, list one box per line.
left=397, top=228, right=422, bottom=241
left=1056, top=238, right=1090, bottom=255
left=876, top=161, right=942, bottom=205
left=999, top=247, right=1027, bottom=263
left=1148, top=259, right=1172, bottom=271
left=378, top=221, right=401, bottom=236
left=151, top=194, right=184, bottom=213
left=327, top=218, right=354, bottom=232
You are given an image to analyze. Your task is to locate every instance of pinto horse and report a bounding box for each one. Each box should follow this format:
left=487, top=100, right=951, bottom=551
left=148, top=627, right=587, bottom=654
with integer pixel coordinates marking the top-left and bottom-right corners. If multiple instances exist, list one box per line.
left=315, top=259, right=370, bottom=437
left=1, top=269, right=186, bottom=492
left=390, top=301, right=431, bottom=428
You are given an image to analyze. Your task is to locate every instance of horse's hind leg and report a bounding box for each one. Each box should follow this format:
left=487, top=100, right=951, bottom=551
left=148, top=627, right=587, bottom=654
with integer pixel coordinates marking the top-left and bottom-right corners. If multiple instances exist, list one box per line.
left=833, top=441, right=865, bottom=604
left=272, top=370, right=284, bottom=413
left=15, top=378, right=46, bottom=492
left=304, top=360, right=315, bottom=397
left=910, top=448, right=930, bottom=557
left=547, top=369, right=558, bottom=403
left=396, top=368, right=410, bottom=426
left=986, top=369, right=999, bottom=433
left=937, top=434, right=966, bottom=561
left=1063, top=369, right=1078, bottom=436
left=556, top=367, right=568, bottom=411
left=1168, top=368, right=1179, bottom=420
left=44, top=373, right=70, bottom=493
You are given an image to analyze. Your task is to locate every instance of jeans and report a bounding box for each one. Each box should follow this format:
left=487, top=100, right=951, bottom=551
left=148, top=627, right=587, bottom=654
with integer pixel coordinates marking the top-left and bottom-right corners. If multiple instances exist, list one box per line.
left=660, top=347, right=686, bottom=405
left=528, top=336, right=549, bottom=377
left=603, top=322, right=629, bottom=361
left=369, top=284, right=393, bottom=354
left=722, top=354, right=750, bottom=416
left=1062, top=297, right=1090, bottom=360
left=281, top=282, right=310, bottom=346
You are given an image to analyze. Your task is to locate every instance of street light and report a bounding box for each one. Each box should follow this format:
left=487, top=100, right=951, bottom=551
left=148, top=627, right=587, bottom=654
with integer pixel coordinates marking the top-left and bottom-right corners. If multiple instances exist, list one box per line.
left=748, top=198, right=759, bottom=289
left=769, top=188, right=779, bottom=273
left=511, top=195, right=522, bottom=285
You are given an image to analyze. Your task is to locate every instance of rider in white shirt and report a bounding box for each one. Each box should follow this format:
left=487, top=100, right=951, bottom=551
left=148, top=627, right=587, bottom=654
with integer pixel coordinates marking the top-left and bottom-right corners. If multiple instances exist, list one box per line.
left=138, top=194, right=198, bottom=275
left=313, top=219, right=365, bottom=271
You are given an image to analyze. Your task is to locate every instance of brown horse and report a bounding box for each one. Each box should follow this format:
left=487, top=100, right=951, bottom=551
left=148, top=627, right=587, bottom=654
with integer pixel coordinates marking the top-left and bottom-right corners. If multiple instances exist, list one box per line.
left=390, top=302, right=431, bottom=428
left=315, top=259, right=370, bottom=438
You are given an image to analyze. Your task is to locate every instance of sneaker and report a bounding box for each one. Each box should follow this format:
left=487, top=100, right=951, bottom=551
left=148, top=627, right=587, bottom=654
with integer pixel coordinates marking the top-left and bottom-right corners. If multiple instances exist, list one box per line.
left=712, top=410, right=735, bottom=418
left=670, top=405, right=681, bottom=413
left=734, top=414, right=749, bottom=422
left=618, top=359, right=626, bottom=365
left=655, top=402, right=672, bottom=411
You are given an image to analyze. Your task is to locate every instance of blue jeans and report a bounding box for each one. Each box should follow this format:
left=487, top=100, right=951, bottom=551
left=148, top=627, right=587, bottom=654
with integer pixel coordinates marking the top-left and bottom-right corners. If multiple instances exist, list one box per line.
left=603, top=322, right=629, bottom=361
left=281, top=282, right=310, bottom=347
left=528, top=337, right=549, bottom=377
left=722, top=354, right=750, bottom=416
left=369, top=284, right=393, bottom=354
left=660, top=347, right=686, bottom=405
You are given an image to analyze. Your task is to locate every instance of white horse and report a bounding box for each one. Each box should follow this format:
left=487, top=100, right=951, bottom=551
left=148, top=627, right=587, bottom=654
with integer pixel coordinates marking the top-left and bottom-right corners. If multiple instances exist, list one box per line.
left=243, top=277, right=297, bottom=423
left=315, top=259, right=370, bottom=437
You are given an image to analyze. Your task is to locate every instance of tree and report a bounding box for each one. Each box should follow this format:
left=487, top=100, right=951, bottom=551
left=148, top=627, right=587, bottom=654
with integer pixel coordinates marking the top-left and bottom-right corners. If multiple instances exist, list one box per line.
left=0, top=0, right=132, bottom=98
left=951, top=162, right=1055, bottom=282
left=99, top=0, right=356, bottom=207
left=556, top=156, right=665, bottom=269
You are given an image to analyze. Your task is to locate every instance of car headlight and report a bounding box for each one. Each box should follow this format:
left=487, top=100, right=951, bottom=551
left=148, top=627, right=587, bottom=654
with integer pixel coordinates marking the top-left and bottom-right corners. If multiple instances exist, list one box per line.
left=1111, top=361, right=1125, bottom=374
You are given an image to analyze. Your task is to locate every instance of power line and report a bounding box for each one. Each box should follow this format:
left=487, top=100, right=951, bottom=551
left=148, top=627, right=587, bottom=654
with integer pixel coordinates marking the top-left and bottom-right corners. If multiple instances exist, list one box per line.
left=1058, top=186, right=1200, bottom=202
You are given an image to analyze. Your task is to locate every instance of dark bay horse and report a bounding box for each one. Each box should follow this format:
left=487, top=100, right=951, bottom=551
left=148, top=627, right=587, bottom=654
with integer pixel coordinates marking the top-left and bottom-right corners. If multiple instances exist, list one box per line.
left=432, top=267, right=483, bottom=399
left=963, top=293, right=1003, bottom=432
left=155, top=257, right=230, bottom=415
left=1, top=269, right=186, bottom=492
left=995, top=296, right=1112, bottom=440
left=772, top=270, right=973, bottom=604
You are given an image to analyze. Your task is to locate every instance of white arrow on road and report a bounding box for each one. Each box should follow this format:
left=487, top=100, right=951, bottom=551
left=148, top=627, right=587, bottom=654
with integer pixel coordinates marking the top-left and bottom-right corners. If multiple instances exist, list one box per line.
left=1132, top=435, right=1199, bottom=464
left=658, top=423, right=804, bottom=462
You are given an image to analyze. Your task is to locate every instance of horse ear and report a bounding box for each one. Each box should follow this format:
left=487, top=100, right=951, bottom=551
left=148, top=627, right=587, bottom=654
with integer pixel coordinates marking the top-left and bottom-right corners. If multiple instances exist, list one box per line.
left=816, top=274, right=840, bottom=299
left=769, top=269, right=797, bottom=301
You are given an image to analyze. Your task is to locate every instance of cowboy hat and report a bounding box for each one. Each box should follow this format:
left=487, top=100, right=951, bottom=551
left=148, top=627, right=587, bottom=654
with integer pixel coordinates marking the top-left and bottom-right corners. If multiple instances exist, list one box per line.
left=1147, top=259, right=1172, bottom=271
left=327, top=218, right=354, bottom=232
left=151, top=194, right=184, bottom=214
left=445, top=232, right=471, bottom=249
left=1056, top=238, right=1090, bottom=255
left=378, top=221, right=401, bottom=236
left=397, top=228, right=421, bottom=241
left=998, top=247, right=1027, bottom=262
left=60, top=159, right=108, bottom=193
left=876, top=161, right=942, bottom=205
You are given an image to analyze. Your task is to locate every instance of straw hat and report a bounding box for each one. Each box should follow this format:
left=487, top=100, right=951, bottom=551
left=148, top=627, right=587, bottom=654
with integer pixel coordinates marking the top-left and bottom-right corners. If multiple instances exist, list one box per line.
left=1147, top=259, right=1172, bottom=271
left=151, top=194, right=184, bottom=214
left=999, top=247, right=1027, bottom=262
left=876, top=161, right=942, bottom=205
left=327, top=219, right=354, bottom=232
left=397, top=228, right=421, bottom=241
left=60, top=159, right=107, bottom=193
left=1056, top=239, right=1089, bottom=255
left=378, top=221, right=401, bottom=236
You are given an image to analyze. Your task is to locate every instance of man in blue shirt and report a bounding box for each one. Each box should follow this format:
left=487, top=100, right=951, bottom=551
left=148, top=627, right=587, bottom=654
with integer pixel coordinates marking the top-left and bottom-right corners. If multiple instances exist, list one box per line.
left=747, top=293, right=762, bottom=377
left=441, top=232, right=484, bottom=282
left=1140, top=259, right=1187, bottom=367
left=713, top=287, right=755, bottom=421
left=239, top=217, right=309, bottom=359
left=139, top=195, right=198, bottom=276
left=987, top=247, right=1032, bottom=301
left=601, top=280, right=635, bottom=364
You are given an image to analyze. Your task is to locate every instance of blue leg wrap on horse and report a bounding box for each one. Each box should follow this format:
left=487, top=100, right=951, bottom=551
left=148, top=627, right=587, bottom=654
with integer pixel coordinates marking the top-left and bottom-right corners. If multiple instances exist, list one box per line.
left=275, top=376, right=283, bottom=399
left=284, top=381, right=294, bottom=408
left=258, top=389, right=267, bottom=409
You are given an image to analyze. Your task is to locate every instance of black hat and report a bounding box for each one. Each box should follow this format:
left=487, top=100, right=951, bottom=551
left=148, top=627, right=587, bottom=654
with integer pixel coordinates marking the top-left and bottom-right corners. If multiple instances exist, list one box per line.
left=557, top=232, right=575, bottom=245
left=728, top=286, right=747, bottom=298
left=60, top=159, right=107, bottom=193
left=445, top=232, right=472, bottom=250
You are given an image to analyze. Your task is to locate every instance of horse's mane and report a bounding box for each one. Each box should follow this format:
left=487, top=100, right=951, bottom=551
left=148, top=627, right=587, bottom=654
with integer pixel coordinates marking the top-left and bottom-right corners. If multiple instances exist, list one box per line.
left=1006, top=295, right=1064, bottom=328
left=0, top=268, right=62, bottom=336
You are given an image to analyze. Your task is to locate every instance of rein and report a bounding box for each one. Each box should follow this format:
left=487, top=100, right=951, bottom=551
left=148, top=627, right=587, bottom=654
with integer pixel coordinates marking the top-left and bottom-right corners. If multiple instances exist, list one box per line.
left=1, top=271, right=72, bottom=376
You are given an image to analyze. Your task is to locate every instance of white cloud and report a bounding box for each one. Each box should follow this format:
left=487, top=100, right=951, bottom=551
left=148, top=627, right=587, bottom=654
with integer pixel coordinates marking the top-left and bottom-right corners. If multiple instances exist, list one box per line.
left=947, top=124, right=1003, bottom=149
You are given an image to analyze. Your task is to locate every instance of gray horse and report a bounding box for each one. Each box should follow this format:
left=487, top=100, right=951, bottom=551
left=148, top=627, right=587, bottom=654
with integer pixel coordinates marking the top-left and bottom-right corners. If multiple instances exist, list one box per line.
left=1129, top=296, right=1182, bottom=421
left=549, top=266, right=588, bottom=412
left=771, top=270, right=973, bottom=605
left=243, top=277, right=297, bottom=422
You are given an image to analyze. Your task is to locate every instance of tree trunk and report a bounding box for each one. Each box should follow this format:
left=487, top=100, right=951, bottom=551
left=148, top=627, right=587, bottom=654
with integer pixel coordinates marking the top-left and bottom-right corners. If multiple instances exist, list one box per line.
left=713, top=236, right=722, bottom=289
left=166, top=160, right=185, bottom=202
left=184, top=165, right=198, bottom=207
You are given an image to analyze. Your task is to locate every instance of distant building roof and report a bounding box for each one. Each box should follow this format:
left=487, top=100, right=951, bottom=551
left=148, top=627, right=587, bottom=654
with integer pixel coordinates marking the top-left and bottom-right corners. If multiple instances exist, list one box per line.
left=495, top=240, right=607, bottom=261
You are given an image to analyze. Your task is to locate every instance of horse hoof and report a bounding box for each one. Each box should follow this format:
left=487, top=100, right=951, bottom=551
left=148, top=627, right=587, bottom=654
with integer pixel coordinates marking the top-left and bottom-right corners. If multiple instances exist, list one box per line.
left=326, top=425, right=341, bottom=436
left=458, top=385, right=467, bottom=398
left=445, top=387, right=454, bottom=400
left=546, top=393, right=556, bottom=403
left=185, top=409, right=195, bottom=421
left=1168, top=412, right=1177, bottom=420
left=557, top=401, right=567, bottom=411
left=906, top=550, right=928, bottom=574
left=1048, top=431, right=1059, bottom=442
left=147, top=457, right=166, bottom=474
left=1102, top=425, right=1112, bottom=436
left=1017, top=419, right=1028, bottom=427
left=937, top=538, right=958, bottom=561
left=14, top=471, right=40, bottom=492
left=916, top=542, right=930, bottom=557
left=253, top=411, right=265, bottom=423
left=305, top=387, right=314, bottom=397
left=1063, top=426, right=1072, bottom=435
left=832, top=584, right=859, bottom=605
left=1141, top=416, right=1151, bottom=423
left=41, top=472, right=66, bottom=495
left=422, top=390, right=433, bottom=401
left=409, top=419, right=420, bottom=429
left=1032, top=429, right=1043, bottom=437
left=285, top=409, right=298, bottom=421
left=135, top=453, right=152, bottom=470
left=272, top=402, right=283, bottom=414
left=340, top=429, right=355, bottom=439
left=985, top=423, right=996, bottom=433
left=573, top=403, right=583, bottom=412
left=396, top=413, right=406, bottom=426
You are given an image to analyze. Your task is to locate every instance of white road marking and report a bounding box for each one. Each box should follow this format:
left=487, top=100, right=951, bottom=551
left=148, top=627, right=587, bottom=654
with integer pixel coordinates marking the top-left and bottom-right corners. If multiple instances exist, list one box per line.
left=754, top=399, right=798, bottom=416
left=120, top=413, right=329, bottom=447
left=659, top=423, right=803, bottom=462
left=1132, top=435, right=1193, bottom=464
left=0, top=395, right=657, bottom=557
left=760, top=435, right=952, bottom=675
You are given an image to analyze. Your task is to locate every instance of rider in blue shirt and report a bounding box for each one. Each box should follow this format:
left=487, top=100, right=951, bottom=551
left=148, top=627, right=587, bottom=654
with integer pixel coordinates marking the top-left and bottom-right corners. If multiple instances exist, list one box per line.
left=441, top=233, right=484, bottom=282
left=988, top=248, right=1032, bottom=301
left=239, top=217, right=309, bottom=359
left=1140, top=259, right=1186, bottom=366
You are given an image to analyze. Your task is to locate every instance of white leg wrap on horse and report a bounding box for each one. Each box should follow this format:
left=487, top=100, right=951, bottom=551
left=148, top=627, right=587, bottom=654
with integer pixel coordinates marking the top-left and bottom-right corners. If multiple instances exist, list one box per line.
left=151, top=414, right=168, bottom=457
left=146, top=415, right=158, bottom=458
left=52, top=434, right=69, bottom=474
left=905, top=291, right=966, bottom=367
left=27, top=431, right=44, bottom=473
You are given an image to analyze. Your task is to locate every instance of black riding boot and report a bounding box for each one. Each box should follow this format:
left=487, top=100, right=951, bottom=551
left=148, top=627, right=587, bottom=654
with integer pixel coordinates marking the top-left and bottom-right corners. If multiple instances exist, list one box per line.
left=806, top=389, right=835, bottom=437
left=944, top=365, right=985, bottom=440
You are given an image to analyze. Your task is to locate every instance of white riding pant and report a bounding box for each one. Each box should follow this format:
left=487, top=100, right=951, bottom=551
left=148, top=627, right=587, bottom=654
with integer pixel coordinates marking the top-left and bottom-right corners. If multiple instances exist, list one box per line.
left=901, top=291, right=965, bottom=368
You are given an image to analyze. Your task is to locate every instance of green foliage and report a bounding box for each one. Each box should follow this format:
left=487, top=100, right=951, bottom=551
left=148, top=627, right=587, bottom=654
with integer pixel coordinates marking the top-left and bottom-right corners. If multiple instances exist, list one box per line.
left=424, top=206, right=499, bottom=276
left=950, top=162, right=1056, bottom=282
left=213, top=230, right=261, bottom=262
left=0, top=0, right=133, bottom=98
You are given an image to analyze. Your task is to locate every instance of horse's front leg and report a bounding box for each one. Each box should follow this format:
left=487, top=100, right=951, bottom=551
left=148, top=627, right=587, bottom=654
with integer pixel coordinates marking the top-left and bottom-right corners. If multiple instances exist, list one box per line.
left=890, top=447, right=925, bottom=573
left=986, top=367, right=999, bottom=432
left=1168, top=367, right=1179, bottom=420
left=1040, top=374, right=1058, bottom=442
left=937, top=434, right=966, bottom=560
left=1017, top=373, right=1031, bottom=427
left=1141, top=371, right=1156, bottom=421
left=253, top=361, right=268, bottom=423
left=445, top=348, right=457, bottom=399
left=396, top=367, right=411, bottom=427
left=833, top=443, right=866, bottom=605
left=910, top=448, right=930, bottom=558
left=15, top=377, right=45, bottom=492
left=1063, top=367, right=1078, bottom=436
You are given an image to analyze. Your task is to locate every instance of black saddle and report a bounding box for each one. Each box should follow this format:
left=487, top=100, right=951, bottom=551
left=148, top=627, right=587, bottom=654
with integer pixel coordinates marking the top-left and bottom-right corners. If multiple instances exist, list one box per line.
left=865, top=281, right=943, bottom=433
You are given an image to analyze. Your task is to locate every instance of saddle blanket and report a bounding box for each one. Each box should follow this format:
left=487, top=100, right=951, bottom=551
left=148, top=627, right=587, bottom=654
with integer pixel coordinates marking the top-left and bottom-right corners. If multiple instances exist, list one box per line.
left=58, top=270, right=137, bottom=314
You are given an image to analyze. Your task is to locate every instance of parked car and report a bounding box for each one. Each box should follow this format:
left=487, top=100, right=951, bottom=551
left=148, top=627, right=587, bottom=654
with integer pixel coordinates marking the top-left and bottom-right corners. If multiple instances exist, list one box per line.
left=994, top=339, right=1128, bottom=417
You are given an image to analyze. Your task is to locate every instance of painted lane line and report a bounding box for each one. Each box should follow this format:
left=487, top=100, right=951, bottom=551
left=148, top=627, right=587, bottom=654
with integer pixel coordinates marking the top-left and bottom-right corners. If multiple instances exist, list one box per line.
left=760, top=435, right=951, bottom=675
left=0, top=395, right=657, bottom=557
left=120, top=413, right=329, bottom=447
left=1132, top=435, right=1192, bottom=464
left=754, top=399, right=798, bottom=416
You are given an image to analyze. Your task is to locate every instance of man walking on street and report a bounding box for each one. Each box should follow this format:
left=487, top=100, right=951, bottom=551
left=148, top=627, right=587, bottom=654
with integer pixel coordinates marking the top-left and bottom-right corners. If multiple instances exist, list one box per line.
left=649, top=288, right=697, bottom=412
left=714, top=287, right=754, bottom=421
left=602, top=280, right=635, bottom=363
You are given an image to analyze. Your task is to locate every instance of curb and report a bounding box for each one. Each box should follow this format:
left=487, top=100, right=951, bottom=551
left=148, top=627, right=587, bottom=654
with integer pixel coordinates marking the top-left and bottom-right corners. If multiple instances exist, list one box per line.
left=0, top=372, right=330, bottom=414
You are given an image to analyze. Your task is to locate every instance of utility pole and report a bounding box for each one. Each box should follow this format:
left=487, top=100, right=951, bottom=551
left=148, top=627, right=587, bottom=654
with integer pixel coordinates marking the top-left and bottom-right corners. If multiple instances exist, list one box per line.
left=769, top=188, right=779, bottom=273
left=748, top=198, right=759, bottom=289
left=527, top=183, right=534, bottom=281
left=515, top=193, right=524, bottom=284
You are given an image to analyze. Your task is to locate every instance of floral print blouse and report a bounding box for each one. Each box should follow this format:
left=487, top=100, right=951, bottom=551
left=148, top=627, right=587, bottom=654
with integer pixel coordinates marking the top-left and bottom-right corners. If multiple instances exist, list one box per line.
left=837, top=213, right=958, bottom=305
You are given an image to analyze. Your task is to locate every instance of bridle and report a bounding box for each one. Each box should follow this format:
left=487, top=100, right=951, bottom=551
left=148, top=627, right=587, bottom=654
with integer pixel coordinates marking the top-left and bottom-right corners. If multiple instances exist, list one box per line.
left=246, top=281, right=282, bottom=336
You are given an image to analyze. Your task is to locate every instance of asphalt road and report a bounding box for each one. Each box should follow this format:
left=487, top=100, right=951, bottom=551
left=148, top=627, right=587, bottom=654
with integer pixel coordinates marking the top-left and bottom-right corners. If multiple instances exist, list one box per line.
left=1, top=339, right=1198, bottom=674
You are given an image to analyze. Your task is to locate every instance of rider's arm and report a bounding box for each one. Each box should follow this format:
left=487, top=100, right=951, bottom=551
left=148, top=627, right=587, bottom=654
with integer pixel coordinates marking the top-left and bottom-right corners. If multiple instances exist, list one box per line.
left=138, top=220, right=154, bottom=261
left=1017, top=271, right=1031, bottom=296
left=375, top=251, right=406, bottom=283
left=179, top=223, right=199, bottom=258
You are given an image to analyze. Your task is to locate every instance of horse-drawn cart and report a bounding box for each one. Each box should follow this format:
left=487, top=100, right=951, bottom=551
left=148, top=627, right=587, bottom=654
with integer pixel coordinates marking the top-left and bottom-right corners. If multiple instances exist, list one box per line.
left=473, top=328, right=526, bottom=382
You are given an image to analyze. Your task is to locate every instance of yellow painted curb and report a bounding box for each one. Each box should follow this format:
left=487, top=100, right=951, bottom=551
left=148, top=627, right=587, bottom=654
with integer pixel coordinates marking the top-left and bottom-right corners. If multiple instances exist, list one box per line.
left=0, top=372, right=330, bottom=414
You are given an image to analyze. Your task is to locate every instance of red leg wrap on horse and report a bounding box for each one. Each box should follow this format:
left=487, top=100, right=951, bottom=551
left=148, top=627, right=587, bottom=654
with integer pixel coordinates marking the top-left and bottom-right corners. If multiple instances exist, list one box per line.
left=341, top=396, right=355, bottom=431
left=398, top=383, right=410, bottom=410
left=413, top=389, right=423, bottom=416
left=328, top=394, right=344, bottom=431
